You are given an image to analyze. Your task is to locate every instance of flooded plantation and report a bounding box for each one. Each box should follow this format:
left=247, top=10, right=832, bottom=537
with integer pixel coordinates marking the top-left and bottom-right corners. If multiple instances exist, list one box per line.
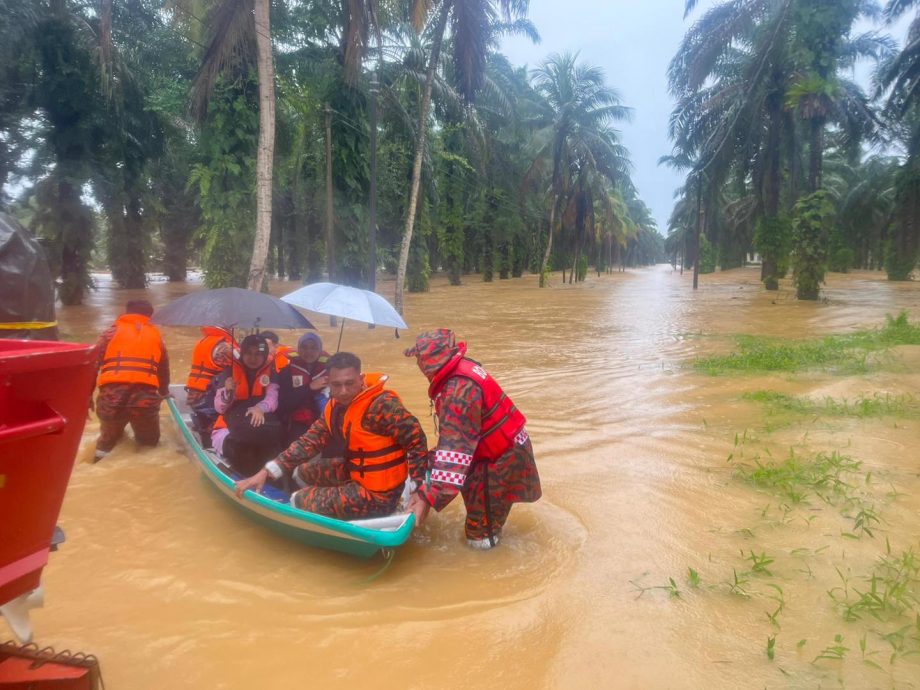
left=18, top=265, right=919, bottom=689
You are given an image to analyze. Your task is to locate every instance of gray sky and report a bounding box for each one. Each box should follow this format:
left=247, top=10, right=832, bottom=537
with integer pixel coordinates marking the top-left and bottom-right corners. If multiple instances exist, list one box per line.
left=500, top=0, right=911, bottom=236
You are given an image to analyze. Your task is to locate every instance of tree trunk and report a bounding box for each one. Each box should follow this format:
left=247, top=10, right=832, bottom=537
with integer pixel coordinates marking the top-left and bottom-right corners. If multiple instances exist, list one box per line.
left=808, top=118, right=824, bottom=193
left=367, top=73, right=379, bottom=291
left=539, top=192, right=559, bottom=287
left=324, top=103, right=335, bottom=283
left=693, top=179, right=702, bottom=290
left=394, top=6, right=449, bottom=315
left=761, top=93, right=783, bottom=290
left=247, top=0, right=276, bottom=291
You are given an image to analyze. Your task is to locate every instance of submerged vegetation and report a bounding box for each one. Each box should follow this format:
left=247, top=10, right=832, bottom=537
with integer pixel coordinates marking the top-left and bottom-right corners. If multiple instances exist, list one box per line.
left=641, top=305, right=920, bottom=682
left=694, top=312, right=920, bottom=375
left=743, top=391, right=920, bottom=422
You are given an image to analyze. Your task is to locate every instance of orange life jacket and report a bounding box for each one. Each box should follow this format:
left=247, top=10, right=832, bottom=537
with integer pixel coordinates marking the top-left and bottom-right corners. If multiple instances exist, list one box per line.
left=212, top=359, right=274, bottom=431
left=98, top=314, right=164, bottom=387
left=273, top=345, right=293, bottom=372
left=186, top=326, right=236, bottom=392
left=228, top=358, right=274, bottom=402
left=323, top=373, right=408, bottom=492
left=427, top=345, right=526, bottom=462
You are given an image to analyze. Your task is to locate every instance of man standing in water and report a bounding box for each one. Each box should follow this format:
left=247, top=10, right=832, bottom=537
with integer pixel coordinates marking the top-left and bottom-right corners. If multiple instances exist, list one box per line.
left=234, top=352, right=428, bottom=520
left=92, top=299, right=170, bottom=462
left=405, top=329, right=541, bottom=549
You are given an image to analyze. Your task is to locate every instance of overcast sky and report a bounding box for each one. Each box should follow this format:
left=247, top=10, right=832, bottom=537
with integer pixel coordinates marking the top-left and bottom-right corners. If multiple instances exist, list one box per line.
left=500, top=0, right=911, bottom=236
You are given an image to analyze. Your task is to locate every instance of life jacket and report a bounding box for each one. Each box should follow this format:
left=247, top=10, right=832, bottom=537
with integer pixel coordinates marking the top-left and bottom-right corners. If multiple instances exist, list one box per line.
left=228, top=358, right=274, bottom=403
left=323, top=373, right=408, bottom=492
left=186, top=326, right=236, bottom=392
left=427, top=345, right=526, bottom=462
left=98, top=314, right=164, bottom=387
left=274, top=345, right=294, bottom=372
left=212, top=359, right=274, bottom=431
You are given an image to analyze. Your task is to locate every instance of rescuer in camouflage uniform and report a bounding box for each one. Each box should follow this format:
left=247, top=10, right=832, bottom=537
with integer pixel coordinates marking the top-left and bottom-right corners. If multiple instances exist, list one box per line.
left=234, top=352, right=428, bottom=520
left=92, top=300, right=170, bottom=461
left=406, top=329, right=541, bottom=549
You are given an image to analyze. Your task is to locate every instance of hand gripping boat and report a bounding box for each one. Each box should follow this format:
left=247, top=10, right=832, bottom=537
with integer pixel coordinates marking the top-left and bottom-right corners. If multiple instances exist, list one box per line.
left=167, top=385, right=415, bottom=558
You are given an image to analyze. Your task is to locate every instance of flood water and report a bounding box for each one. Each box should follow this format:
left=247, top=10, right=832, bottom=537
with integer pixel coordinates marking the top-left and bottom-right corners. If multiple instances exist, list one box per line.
left=18, top=265, right=920, bottom=688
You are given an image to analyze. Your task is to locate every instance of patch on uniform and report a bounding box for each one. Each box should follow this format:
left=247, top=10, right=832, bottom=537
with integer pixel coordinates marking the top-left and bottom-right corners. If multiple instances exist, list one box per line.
left=259, top=375, right=270, bottom=387
left=292, top=375, right=303, bottom=388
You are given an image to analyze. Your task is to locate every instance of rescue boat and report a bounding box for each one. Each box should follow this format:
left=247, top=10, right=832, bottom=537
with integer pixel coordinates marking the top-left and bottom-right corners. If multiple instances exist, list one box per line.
left=166, top=385, right=415, bottom=558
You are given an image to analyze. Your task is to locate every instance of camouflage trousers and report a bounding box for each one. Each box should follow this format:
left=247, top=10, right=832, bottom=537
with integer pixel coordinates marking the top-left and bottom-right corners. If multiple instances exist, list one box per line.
left=292, top=457, right=402, bottom=520
left=95, top=383, right=162, bottom=452
left=460, top=438, right=541, bottom=541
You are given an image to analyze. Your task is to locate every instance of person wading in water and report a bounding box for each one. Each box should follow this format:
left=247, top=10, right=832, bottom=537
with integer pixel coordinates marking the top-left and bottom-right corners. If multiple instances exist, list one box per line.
left=405, top=329, right=541, bottom=549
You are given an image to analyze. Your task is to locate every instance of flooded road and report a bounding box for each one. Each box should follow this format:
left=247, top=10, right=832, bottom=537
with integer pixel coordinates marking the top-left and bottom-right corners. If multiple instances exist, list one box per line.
left=21, top=266, right=920, bottom=688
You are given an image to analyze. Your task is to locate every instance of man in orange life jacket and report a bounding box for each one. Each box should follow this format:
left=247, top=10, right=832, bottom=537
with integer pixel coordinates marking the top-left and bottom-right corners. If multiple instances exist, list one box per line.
left=234, top=352, right=428, bottom=520
left=405, top=329, right=541, bottom=549
left=92, top=299, right=170, bottom=462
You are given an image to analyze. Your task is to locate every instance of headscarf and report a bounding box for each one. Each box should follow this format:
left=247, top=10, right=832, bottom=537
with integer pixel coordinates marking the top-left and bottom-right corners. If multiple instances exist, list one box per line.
left=298, top=332, right=323, bottom=350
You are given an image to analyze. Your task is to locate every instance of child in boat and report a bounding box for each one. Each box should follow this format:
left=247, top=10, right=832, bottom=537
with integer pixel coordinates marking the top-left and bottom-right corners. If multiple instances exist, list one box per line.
left=276, top=333, right=330, bottom=445
left=211, top=335, right=284, bottom=476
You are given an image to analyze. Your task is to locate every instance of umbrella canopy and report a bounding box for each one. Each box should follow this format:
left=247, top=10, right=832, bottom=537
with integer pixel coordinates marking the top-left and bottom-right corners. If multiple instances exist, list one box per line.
left=281, top=282, right=408, bottom=330
left=151, top=287, right=314, bottom=330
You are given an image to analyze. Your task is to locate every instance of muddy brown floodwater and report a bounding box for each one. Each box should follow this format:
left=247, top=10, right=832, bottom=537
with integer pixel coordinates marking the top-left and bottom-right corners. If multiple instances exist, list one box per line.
left=13, top=266, right=920, bottom=689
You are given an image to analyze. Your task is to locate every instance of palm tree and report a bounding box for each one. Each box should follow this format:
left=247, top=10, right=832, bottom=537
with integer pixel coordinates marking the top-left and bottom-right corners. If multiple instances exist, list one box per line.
left=670, top=0, right=887, bottom=292
left=394, top=0, right=533, bottom=313
left=529, top=52, right=631, bottom=287
left=189, top=0, right=382, bottom=289
left=879, top=0, right=920, bottom=278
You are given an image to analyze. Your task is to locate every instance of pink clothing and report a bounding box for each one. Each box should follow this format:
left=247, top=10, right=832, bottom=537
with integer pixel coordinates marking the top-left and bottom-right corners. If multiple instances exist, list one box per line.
left=211, top=383, right=279, bottom=456
left=214, top=383, right=279, bottom=414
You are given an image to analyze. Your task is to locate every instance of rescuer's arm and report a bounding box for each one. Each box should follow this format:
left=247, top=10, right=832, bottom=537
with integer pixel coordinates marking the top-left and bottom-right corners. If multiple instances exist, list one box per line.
left=365, top=392, right=429, bottom=486
left=417, top=378, right=482, bottom=512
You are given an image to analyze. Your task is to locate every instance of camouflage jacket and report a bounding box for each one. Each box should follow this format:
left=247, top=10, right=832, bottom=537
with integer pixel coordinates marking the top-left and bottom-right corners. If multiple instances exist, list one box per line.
left=267, top=390, right=428, bottom=485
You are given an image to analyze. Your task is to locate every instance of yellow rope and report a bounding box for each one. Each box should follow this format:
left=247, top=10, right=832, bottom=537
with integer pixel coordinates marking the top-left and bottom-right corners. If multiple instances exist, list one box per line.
left=0, top=321, right=58, bottom=330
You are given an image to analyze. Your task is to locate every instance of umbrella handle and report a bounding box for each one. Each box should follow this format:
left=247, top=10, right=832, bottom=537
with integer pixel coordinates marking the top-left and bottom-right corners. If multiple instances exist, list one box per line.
left=336, top=318, right=346, bottom=352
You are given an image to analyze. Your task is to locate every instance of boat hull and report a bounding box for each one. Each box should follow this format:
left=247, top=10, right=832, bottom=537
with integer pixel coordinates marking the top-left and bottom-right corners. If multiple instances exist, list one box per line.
left=167, top=386, right=414, bottom=559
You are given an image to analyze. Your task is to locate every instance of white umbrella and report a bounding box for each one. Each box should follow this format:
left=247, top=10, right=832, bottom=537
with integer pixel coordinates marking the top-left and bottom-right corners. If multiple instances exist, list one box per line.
left=281, top=282, right=408, bottom=350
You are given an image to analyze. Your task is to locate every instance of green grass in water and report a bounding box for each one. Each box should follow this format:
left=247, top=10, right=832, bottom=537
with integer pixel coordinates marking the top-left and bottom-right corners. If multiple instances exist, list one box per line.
left=734, top=449, right=863, bottom=507
left=695, top=311, right=920, bottom=375
left=743, top=391, right=920, bottom=420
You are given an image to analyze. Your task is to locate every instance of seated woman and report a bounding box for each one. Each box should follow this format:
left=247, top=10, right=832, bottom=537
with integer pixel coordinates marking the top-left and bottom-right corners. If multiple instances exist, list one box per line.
left=276, top=333, right=329, bottom=446
left=211, top=335, right=284, bottom=476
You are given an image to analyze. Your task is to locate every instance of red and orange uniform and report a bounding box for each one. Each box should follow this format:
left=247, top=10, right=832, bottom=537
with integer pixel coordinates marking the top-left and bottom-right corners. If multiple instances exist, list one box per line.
left=410, top=329, right=541, bottom=543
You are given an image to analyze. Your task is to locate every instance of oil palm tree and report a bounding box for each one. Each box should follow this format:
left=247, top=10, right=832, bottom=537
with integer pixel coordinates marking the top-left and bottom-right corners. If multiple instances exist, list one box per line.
left=529, top=52, right=631, bottom=287
left=671, top=0, right=888, bottom=291
left=189, top=0, right=382, bottom=289
left=879, top=0, right=920, bottom=278
left=394, top=0, right=534, bottom=313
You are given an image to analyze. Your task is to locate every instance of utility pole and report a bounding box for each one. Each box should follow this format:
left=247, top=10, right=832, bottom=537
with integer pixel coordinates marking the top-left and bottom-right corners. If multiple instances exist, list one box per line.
left=367, top=74, right=379, bottom=293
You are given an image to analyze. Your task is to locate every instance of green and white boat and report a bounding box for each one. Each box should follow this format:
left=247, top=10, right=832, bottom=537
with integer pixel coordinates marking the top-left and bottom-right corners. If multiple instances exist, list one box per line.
left=167, top=385, right=415, bottom=559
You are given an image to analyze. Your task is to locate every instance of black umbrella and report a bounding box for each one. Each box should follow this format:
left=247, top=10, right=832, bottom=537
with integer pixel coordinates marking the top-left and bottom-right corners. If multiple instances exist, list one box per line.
left=151, top=287, right=314, bottom=330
